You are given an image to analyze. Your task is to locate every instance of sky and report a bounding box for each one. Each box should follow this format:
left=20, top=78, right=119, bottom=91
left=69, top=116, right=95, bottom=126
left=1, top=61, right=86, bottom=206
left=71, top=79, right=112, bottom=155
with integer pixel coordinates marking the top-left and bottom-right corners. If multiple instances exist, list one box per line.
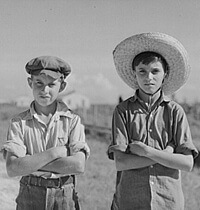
left=0, top=0, right=200, bottom=104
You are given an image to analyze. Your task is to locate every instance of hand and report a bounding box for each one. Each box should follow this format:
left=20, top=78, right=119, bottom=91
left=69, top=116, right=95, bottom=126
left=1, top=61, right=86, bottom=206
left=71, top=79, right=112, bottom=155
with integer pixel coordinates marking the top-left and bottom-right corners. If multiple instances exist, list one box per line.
left=48, top=146, right=68, bottom=159
left=163, top=145, right=174, bottom=153
left=69, top=142, right=87, bottom=153
left=129, top=141, right=150, bottom=157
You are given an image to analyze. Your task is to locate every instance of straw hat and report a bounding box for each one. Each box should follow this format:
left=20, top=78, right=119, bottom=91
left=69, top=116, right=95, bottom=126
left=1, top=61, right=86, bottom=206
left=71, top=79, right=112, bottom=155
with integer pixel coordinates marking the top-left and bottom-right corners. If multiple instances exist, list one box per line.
left=113, top=32, right=190, bottom=95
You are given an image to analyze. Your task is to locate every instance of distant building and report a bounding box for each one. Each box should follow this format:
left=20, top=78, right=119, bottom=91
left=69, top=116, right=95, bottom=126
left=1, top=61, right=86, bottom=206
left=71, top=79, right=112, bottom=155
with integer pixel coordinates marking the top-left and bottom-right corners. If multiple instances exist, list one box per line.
left=15, top=96, right=32, bottom=107
left=58, top=91, right=90, bottom=110
left=0, top=99, right=10, bottom=104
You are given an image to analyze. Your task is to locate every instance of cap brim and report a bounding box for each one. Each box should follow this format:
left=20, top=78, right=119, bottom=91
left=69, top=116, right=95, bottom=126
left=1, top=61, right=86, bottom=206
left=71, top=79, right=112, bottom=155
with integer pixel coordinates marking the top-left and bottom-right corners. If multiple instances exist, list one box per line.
left=39, top=70, right=63, bottom=79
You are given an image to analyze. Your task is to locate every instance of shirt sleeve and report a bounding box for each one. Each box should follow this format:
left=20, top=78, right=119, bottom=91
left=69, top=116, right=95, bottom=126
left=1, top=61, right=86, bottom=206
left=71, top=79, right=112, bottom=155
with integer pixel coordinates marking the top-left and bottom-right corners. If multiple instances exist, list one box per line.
left=1, top=118, right=26, bottom=159
left=107, top=106, right=129, bottom=160
left=68, top=115, right=90, bottom=159
left=173, top=106, right=198, bottom=158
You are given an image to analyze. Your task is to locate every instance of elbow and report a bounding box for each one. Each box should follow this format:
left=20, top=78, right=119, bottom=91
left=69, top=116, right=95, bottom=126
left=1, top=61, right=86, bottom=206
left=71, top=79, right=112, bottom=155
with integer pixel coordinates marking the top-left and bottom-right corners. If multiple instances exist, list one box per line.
left=115, top=162, right=123, bottom=171
left=183, top=157, right=194, bottom=172
left=186, top=162, right=194, bottom=172
left=6, top=161, right=23, bottom=177
left=184, top=164, right=193, bottom=172
left=6, top=166, right=18, bottom=178
left=75, top=159, right=85, bottom=174
left=114, top=153, right=125, bottom=171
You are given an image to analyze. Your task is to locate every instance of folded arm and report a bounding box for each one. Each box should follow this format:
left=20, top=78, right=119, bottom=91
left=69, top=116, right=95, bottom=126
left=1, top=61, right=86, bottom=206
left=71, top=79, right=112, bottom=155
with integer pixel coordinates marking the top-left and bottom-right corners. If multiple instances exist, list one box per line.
left=114, top=150, right=156, bottom=171
left=146, top=146, right=193, bottom=171
left=6, top=146, right=68, bottom=177
left=129, top=141, right=193, bottom=172
left=39, top=151, right=86, bottom=175
left=112, top=144, right=174, bottom=171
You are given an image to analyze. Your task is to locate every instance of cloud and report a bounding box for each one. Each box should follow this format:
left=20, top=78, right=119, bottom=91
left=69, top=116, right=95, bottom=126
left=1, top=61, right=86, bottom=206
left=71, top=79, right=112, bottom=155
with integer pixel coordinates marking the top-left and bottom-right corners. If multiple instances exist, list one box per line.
left=66, top=73, right=119, bottom=104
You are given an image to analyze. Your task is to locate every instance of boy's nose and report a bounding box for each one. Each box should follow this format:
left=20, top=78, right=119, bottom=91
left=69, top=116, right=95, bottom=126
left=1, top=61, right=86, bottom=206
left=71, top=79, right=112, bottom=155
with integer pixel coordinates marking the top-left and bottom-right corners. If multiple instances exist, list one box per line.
left=146, top=72, right=153, bottom=80
left=42, top=85, right=49, bottom=92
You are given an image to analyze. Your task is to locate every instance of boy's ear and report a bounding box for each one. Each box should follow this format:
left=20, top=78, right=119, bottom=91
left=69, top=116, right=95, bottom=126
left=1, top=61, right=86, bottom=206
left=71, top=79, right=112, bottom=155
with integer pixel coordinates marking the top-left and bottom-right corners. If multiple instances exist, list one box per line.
left=133, top=71, right=137, bottom=79
left=162, top=72, right=168, bottom=83
left=59, top=81, right=67, bottom=93
left=27, top=77, right=33, bottom=88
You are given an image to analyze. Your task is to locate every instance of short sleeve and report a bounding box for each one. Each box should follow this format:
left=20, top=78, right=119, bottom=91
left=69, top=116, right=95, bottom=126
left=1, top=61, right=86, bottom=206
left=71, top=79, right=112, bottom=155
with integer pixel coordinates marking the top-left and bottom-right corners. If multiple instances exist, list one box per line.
left=173, top=107, right=198, bottom=158
left=68, top=115, right=90, bottom=159
left=1, top=118, right=26, bottom=159
left=107, top=106, right=129, bottom=160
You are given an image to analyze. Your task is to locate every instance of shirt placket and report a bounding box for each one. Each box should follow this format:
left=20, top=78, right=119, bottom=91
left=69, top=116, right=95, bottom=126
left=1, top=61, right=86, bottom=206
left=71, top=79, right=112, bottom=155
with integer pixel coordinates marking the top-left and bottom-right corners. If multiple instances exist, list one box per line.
left=45, top=117, right=56, bottom=148
left=146, top=109, right=157, bottom=208
left=35, top=117, right=53, bottom=150
left=34, top=118, right=48, bottom=151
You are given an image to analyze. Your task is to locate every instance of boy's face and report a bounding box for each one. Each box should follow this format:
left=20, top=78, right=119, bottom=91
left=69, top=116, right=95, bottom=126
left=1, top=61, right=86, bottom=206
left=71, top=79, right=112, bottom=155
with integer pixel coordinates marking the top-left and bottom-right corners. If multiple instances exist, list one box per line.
left=134, top=61, right=166, bottom=95
left=28, top=74, right=66, bottom=108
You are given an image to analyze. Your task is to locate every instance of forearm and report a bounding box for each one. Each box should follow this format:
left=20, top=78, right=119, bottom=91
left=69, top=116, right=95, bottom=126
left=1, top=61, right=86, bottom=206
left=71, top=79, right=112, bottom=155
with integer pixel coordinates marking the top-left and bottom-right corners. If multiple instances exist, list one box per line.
left=6, top=149, right=59, bottom=177
left=114, top=150, right=155, bottom=171
left=146, top=147, right=194, bottom=171
left=40, top=152, right=86, bottom=175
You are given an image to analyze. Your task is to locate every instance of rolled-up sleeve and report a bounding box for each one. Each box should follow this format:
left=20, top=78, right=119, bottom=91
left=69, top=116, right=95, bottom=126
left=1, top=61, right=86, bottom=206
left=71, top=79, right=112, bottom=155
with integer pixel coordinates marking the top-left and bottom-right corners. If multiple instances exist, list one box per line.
left=1, top=119, right=26, bottom=159
left=107, top=106, right=128, bottom=160
left=69, top=115, right=90, bottom=159
left=173, top=108, right=198, bottom=158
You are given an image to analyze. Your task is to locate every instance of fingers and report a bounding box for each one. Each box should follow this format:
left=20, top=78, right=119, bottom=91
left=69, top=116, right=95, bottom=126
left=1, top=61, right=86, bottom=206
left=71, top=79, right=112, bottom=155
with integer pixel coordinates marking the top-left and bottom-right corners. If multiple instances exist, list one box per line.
left=68, top=142, right=87, bottom=154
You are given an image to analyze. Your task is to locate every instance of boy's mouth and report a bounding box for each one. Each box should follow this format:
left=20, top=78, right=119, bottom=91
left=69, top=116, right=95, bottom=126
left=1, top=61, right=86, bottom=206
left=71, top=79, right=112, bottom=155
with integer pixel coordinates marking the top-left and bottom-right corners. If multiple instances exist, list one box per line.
left=145, top=83, right=154, bottom=86
left=40, top=95, right=50, bottom=99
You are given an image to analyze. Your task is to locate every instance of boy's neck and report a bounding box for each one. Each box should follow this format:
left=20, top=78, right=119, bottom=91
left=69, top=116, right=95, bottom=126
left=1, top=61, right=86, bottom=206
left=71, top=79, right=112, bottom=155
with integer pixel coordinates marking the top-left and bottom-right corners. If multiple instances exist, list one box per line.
left=138, top=88, right=161, bottom=108
left=34, top=101, right=57, bottom=116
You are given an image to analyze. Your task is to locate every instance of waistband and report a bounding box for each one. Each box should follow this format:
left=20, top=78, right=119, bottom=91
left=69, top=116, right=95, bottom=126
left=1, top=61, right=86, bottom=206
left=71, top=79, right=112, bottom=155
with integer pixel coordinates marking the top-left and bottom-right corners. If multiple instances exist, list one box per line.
left=20, top=175, right=73, bottom=188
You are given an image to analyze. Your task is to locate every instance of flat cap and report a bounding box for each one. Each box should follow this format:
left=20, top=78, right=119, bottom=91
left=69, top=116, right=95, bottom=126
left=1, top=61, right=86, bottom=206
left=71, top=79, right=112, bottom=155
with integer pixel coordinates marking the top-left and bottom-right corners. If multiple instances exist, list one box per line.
left=25, top=56, right=71, bottom=78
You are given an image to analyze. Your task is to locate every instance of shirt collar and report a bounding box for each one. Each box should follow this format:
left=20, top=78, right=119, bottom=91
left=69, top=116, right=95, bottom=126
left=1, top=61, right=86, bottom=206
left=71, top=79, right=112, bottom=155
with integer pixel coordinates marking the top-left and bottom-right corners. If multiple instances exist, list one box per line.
left=55, top=100, right=74, bottom=118
left=130, top=89, right=171, bottom=104
left=27, top=100, right=73, bottom=120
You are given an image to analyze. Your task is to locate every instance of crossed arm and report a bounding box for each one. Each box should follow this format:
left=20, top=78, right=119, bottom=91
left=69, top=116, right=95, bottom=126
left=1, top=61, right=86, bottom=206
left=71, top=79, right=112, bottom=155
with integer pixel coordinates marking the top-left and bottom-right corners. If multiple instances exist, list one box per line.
left=113, top=142, right=193, bottom=172
left=6, top=145, right=85, bottom=177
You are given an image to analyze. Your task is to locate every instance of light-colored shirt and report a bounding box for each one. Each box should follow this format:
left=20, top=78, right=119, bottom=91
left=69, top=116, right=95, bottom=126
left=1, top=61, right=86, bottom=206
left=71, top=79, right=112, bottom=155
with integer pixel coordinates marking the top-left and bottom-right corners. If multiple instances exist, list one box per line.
left=2, top=100, right=90, bottom=178
left=107, top=91, right=198, bottom=210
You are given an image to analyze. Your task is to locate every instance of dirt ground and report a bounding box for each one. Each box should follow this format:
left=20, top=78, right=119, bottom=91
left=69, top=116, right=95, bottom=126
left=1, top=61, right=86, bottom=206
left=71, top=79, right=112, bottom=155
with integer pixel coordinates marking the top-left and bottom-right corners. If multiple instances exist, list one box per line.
left=0, top=158, right=19, bottom=210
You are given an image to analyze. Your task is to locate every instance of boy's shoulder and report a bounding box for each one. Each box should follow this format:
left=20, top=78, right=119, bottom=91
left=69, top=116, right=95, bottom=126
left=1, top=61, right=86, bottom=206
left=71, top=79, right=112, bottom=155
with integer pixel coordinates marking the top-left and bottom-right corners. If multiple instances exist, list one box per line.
left=165, top=99, right=185, bottom=112
left=115, top=95, right=135, bottom=112
left=11, top=108, right=31, bottom=123
left=57, top=100, right=80, bottom=119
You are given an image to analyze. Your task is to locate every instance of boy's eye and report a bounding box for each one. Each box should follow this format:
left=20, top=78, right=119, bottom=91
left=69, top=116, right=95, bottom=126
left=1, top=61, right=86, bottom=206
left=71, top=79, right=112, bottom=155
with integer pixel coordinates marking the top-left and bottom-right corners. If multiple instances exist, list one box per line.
left=49, top=84, right=55, bottom=88
left=152, top=69, right=160, bottom=74
left=36, top=82, right=43, bottom=86
left=139, top=70, right=146, bottom=74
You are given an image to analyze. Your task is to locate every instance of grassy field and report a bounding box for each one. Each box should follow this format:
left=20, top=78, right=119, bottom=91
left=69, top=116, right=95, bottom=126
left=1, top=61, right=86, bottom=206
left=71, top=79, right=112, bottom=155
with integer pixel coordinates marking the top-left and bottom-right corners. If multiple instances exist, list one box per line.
left=1, top=104, right=200, bottom=209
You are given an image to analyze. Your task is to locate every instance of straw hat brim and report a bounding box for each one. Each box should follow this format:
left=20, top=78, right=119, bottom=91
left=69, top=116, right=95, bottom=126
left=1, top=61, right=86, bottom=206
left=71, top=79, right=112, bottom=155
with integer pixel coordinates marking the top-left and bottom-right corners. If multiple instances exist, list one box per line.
left=113, top=32, right=190, bottom=95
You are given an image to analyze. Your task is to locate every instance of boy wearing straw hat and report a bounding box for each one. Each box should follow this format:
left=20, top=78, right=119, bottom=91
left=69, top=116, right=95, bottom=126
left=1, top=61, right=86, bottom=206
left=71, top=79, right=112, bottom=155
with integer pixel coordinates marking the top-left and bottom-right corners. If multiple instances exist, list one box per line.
left=1, top=56, right=90, bottom=210
left=107, top=33, right=198, bottom=210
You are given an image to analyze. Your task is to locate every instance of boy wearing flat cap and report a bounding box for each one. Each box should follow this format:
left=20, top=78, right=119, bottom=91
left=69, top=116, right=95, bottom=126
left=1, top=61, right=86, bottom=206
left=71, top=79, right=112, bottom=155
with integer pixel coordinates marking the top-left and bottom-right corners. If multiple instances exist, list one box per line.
left=2, top=56, right=90, bottom=210
left=107, top=33, right=198, bottom=210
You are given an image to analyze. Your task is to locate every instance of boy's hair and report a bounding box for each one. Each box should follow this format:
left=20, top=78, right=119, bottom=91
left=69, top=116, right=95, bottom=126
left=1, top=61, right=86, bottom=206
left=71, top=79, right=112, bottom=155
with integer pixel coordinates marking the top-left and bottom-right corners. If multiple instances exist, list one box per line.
left=132, top=51, right=169, bottom=74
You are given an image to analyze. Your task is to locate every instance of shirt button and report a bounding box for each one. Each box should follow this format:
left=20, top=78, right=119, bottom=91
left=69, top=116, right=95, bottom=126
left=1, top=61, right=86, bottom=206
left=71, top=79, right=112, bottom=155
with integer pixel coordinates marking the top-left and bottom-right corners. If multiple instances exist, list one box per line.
left=150, top=165, right=153, bottom=168
left=151, top=181, right=154, bottom=185
left=149, top=129, right=152, bottom=132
